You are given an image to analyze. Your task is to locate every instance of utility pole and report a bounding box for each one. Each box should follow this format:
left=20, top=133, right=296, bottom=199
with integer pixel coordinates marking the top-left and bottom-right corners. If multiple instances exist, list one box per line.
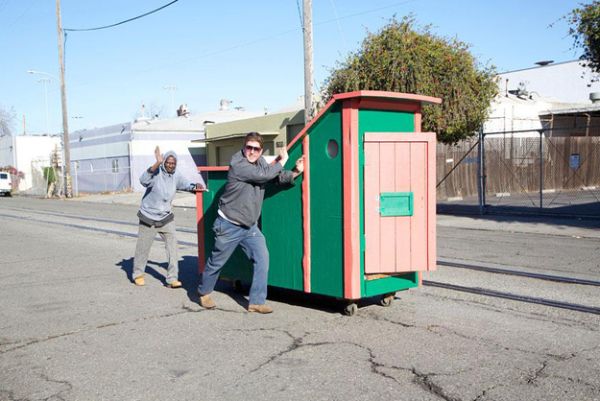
left=302, top=0, right=313, bottom=124
left=56, top=0, right=72, bottom=197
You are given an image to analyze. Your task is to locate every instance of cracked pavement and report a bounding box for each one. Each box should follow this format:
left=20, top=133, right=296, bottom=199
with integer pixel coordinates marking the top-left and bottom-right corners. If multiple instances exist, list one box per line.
left=1, top=198, right=599, bottom=401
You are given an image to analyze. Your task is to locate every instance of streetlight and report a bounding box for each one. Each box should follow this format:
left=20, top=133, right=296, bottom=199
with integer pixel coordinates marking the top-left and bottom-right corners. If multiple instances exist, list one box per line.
left=27, top=70, right=57, bottom=134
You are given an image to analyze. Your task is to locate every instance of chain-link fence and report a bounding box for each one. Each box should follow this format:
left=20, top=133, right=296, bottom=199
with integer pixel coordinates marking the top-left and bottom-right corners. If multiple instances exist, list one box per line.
left=23, top=160, right=132, bottom=198
left=72, top=164, right=132, bottom=196
left=437, top=130, right=600, bottom=217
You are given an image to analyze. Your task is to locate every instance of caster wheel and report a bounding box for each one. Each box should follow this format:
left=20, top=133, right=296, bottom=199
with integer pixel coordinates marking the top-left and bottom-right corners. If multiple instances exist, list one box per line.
left=343, top=303, right=358, bottom=316
left=233, top=280, right=244, bottom=293
left=379, top=293, right=395, bottom=307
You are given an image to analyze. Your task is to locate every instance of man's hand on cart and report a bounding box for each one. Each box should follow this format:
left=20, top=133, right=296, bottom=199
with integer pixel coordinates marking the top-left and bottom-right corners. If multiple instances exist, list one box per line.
left=292, top=156, right=304, bottom=178
left=193, top=183, right=208, bottom=192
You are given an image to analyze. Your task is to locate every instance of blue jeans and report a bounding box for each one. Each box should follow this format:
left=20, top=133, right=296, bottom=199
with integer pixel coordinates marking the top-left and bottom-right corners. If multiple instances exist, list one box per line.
left=198, top=216, right=269, bottom=305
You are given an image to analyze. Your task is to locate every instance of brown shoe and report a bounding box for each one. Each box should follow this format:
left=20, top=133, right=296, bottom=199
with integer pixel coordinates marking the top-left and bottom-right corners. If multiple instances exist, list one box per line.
left=248, top=304, right=273, bottom=314
left=166, top=280, right=182, bottom=288
left=134, top=276, right=145, bottom=286
left=199, top=293, right=216, bottom=309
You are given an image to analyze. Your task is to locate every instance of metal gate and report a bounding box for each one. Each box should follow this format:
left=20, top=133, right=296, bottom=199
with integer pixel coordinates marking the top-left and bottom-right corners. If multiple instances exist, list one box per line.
left=436, top=129, right=600, bottom=217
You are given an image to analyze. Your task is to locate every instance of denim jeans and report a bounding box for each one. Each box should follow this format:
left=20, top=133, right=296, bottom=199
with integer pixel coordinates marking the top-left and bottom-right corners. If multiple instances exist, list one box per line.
left=198, top=215, right=269, bottom=305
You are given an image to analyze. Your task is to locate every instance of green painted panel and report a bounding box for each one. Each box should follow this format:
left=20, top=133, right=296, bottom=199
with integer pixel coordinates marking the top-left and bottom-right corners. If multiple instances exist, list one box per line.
left=358, top=109, right=415, bottom=297
left=309, top=103, right=344, bottom=297
left=202, top=149, right=307, bottom=291
left=262, top=142, right=305, bottom=291
left=359, top=109, right=414, bottom=133
left=202, top=172, right=253, bottom=284
left=364, top=273, right=419, bottom=296
left=380, top=192, right=413, bottom=216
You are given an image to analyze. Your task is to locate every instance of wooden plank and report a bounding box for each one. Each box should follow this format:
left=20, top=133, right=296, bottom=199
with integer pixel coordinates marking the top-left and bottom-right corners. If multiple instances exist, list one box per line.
left=364, top=142, right=380, bottom=274
left=395, top=142, right=411, bottom=272
left=379, top=142, right=396, bottom=272
left=410, top=142, right=427, bottom=271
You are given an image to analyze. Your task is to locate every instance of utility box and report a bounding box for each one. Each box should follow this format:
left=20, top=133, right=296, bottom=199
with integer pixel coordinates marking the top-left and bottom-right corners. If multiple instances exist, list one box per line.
left=195, top=91, right=441, bottom=314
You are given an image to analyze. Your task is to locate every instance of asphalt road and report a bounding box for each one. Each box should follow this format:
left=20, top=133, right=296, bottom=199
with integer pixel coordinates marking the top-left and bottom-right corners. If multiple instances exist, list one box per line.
left=1, top=196, right=599, bottom=401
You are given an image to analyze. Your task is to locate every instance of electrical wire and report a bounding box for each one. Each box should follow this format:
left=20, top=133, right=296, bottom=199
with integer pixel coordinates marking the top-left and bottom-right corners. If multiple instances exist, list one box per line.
left=295, top=0, right=303, bottom=29
left=64, top=0, right=179, bottom=32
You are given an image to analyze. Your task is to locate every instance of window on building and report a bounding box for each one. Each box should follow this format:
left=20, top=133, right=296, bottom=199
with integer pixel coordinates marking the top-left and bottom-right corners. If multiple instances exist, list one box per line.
left=112, top=159, right=119, bottom=173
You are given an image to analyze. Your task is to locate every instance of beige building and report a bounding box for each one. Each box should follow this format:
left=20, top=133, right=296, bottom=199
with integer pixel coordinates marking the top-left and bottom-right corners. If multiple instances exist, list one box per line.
left=200, top=109, right=304, bottom=166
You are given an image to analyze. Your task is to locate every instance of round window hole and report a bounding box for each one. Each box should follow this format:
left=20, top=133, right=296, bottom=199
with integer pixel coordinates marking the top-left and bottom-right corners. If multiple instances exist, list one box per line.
left=327, top=139, right=339, bottom=159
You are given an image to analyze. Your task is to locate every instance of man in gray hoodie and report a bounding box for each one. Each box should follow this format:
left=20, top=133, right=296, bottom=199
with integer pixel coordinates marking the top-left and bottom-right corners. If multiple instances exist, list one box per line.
left=198, top=132, right=304, bottom=313
left=133, top=146, right=203, bottom=288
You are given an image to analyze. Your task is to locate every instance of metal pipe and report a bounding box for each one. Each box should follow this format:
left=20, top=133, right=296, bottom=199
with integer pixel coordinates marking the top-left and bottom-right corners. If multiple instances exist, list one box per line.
left=539, top=130, right=543, bottom=209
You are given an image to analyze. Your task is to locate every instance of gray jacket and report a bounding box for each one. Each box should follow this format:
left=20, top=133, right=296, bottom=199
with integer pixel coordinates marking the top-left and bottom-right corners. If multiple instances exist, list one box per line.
left=138, top=150, right=198, bottom=221
left=219, top=149, right=294, bottom=227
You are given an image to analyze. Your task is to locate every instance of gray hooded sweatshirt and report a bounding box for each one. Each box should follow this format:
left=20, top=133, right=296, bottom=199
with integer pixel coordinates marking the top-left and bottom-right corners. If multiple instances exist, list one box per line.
left=138, top=150, right=199, bottom=221
left=219, top=149, right=294, bottom=227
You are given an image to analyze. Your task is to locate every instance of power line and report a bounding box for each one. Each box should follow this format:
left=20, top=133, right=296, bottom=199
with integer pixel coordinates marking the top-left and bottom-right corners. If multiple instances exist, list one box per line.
left=64, top=0, right=179, bottom=32
left=61, top=1, right=416, bottom=90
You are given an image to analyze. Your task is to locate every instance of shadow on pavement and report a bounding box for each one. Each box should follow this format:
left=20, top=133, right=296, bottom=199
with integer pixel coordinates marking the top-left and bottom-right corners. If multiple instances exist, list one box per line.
left=114, top=254, right=421, bottom=316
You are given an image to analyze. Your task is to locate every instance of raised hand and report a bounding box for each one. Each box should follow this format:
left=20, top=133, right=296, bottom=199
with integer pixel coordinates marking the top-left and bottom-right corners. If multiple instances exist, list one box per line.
left=278, top=148, right=289, bottom=166
left=154, top=146, right=163, bottom=164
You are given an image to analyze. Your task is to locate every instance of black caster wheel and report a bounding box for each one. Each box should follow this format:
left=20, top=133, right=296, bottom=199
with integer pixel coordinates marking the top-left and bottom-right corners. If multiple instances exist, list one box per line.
left=233, top=280, right=244, bottom=293
left=379, top=293, right=395, bottom=307
left=343, top=303, right=358, bottom=316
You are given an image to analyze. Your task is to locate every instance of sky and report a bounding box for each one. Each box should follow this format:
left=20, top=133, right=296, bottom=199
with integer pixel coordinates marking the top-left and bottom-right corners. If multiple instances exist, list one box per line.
left=0, top=0, right=586, bottom=135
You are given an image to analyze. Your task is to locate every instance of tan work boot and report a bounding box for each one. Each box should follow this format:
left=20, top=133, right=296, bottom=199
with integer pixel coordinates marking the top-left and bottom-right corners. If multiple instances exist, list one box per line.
left=199, top=293, right=216, bottom=309
left=134, top=276, right=145, bottom=286
left=248, top=304, right=273, bottom=314
left=166, top=280, right=182, bottom=288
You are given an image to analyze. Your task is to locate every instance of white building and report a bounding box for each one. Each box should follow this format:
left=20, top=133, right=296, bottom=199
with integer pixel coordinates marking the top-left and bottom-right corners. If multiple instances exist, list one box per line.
left=485, top=60, right=600, bottom=137
left=497, top=60, right=600, bottom=104
left=0, top=134, right=62, bottom=193
left=69, top=104, right=261, bottom=194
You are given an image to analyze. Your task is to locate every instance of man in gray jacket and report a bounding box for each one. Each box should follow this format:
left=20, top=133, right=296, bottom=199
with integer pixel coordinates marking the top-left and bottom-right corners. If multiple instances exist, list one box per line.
left=133, top=146, right=203, bottom=288
left=198, top=132, right=304, bottom=313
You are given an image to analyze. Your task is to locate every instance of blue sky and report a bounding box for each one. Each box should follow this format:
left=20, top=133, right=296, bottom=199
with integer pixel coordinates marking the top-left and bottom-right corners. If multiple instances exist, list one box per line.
left=0, top=0, right=584, bottom=134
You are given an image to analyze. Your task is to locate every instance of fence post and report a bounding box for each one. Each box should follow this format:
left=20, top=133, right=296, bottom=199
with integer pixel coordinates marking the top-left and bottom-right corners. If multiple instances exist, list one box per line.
left=539, top=130, right=543, bottom=210
left=477, top=127, right=486, bottom=215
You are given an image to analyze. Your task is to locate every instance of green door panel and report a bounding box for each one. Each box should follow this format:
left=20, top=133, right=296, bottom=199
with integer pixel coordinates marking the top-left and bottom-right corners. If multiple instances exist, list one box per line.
left=358, top=109, right=415, bottom=297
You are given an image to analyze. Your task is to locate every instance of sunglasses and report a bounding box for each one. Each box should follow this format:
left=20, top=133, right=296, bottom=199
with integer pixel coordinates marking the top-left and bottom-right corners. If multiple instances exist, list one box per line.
left=245, top=145, right=262, bottom=153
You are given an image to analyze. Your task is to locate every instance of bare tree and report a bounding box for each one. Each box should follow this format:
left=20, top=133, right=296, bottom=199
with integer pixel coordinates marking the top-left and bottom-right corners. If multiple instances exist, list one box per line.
left=0, top=105, right=16, bottom=137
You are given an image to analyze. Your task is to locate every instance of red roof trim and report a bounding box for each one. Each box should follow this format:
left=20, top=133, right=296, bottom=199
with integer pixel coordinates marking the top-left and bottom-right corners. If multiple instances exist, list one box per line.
left=333, top=90, right=442, bottom=105
left=198, top=166, right=229, bottom=172
left=286, top=91, right=441, bottom=151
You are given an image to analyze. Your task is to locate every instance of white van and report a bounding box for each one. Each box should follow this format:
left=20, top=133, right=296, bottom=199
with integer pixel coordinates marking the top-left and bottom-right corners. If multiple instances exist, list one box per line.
left=0, top=172, right=12, bottom=196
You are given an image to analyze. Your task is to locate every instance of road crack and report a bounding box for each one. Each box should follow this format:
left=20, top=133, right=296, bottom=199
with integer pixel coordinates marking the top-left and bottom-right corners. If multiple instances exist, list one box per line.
left=0, top=305, right=204, bottom=354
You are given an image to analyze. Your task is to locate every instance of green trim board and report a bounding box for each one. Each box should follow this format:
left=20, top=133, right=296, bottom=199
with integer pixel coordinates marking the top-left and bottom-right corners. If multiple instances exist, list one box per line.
left=363, top=272, right=419, bottom=296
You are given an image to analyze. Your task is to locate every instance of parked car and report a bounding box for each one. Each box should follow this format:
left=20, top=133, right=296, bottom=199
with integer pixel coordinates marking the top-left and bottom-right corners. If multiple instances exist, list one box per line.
left=0, top=172, right=12, bottom=196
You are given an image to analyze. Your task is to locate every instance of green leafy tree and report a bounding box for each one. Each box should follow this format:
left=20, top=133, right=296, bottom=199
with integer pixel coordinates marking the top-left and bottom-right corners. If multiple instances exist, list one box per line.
left=43, top=167, right=57, bottom=185
left=567, top=1, right=600, bottom=75
left=323, top=17, right=498, bottom=144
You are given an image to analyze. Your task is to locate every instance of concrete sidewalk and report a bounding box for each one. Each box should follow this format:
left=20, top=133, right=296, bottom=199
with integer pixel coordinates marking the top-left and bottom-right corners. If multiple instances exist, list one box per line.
left=69, top=190, right=198, bottom=208
left=67, top=191, right=600, bottom=239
